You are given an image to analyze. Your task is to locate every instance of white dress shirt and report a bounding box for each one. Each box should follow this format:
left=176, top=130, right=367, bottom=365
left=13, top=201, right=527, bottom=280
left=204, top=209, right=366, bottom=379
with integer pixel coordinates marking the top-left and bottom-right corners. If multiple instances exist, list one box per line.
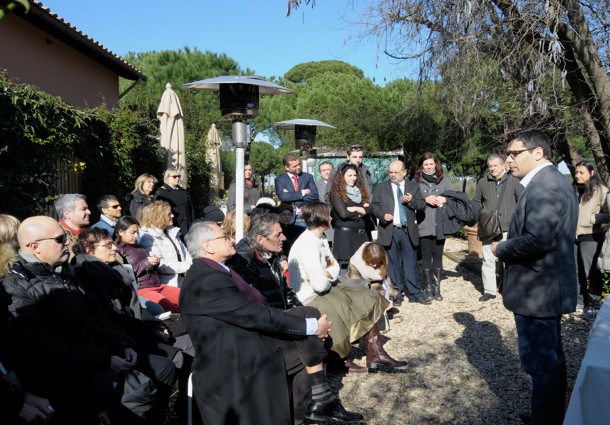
left=392, top=180, right=405, bottom=226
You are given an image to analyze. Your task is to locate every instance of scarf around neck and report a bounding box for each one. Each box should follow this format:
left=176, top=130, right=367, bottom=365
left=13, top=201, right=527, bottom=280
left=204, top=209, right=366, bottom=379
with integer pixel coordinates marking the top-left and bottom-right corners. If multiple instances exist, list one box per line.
left=346, top=185, right=362, bottom=204
left=422, top=172, right=437, bottom=184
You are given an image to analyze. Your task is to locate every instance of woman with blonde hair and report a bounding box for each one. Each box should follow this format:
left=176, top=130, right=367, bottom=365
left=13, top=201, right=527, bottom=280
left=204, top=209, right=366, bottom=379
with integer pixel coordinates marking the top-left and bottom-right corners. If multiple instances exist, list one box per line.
left=139, top=201, right=192, bottom=287
left=129, top=173, right=158, bottom=218
left=0, top=214, right=20, bottom=276
left=222, top=210, right=250, bottom=239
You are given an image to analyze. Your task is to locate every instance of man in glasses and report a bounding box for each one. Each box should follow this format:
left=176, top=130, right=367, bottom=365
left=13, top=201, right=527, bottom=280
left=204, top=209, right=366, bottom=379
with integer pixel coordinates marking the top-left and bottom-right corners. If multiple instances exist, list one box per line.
left=181, top=221, right=333, bottom=425
left=55, top=193, right=91, bottom=260
left=492, top=128, right=578, bottom=424
left=229, top=212, right=363, bottom=424
left=1, top=216, right=176, bottom=424
left=91, top=195, right=123, bottom=235
left=316, top=161, right=335, bottom=244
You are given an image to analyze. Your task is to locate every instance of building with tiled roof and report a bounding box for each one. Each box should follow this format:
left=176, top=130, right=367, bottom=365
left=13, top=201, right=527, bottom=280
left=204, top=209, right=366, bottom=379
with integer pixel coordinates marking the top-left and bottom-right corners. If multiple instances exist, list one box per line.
left=0, top=1, right=146, bottom=108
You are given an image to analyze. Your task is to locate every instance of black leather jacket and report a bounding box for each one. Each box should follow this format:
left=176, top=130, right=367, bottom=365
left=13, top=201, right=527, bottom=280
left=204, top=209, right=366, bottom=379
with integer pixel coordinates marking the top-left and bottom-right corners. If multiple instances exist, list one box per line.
left=229, top=240, right=302, bottom=310
left=1, top=257, right=135, bottom=395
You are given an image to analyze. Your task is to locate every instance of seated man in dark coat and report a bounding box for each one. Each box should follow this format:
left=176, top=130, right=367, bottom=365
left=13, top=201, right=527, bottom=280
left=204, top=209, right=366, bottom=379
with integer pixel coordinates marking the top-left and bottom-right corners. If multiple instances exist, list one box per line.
left=180, top=221, right=333, bottom=425
left=229, top=212, right=363, bottom=424
left=1, top=216, right=175, bottom=425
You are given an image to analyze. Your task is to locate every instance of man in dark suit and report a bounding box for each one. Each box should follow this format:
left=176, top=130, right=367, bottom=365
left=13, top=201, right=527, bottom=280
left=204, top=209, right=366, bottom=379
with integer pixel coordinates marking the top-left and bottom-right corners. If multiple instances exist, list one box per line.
left=275, top=153, right=319, bottom=225
left=492, top=129, right=578, bottom=425
left=316, top=161, right=333, bottom=202
left=372, top=160, right=430, bottom=305
left=180, top=221, right=332, bottom=425
left=316, top=161, right=335, bottom=243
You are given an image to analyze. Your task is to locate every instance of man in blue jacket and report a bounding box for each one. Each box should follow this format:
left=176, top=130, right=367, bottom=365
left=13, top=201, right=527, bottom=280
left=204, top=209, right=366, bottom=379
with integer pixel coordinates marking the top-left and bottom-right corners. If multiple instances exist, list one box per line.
left=91, top=194, right=123, bottom=235
left=492, top=129, right=578, bottom=425
left=275, top=153, right=319, bottom=225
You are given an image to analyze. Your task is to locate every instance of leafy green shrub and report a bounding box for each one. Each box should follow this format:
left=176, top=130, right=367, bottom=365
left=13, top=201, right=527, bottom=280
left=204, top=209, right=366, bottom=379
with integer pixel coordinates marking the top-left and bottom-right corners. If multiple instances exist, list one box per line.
left=0, top=75, right=161, bottom=219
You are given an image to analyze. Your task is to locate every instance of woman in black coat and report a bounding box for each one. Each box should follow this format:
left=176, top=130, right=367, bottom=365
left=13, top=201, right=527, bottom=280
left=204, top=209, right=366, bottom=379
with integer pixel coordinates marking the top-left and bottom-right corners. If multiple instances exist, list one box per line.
left=328, top=163, right=372, bottom=273
left=129, top=173, right=158, bottom=218
left=155, top=167, right=193, bottom=236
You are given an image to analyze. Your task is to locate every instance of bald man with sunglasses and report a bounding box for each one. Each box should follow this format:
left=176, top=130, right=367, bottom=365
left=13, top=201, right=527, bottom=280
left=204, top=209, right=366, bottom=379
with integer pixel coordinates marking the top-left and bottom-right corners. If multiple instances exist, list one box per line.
left=2, top=216, right=176, bottom=424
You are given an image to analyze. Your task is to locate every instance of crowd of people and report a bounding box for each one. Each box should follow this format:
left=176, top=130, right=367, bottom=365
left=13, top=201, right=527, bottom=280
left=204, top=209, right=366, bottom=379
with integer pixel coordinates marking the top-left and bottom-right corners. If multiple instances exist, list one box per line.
left=1, top=129, right=607, bottom=425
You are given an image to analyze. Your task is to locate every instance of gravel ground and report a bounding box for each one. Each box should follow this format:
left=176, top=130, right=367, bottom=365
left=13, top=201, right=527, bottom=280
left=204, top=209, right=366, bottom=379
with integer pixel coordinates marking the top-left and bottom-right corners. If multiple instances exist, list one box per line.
left=326, top=237, right=592, bottom=425
left=167, top=237, right=592, bottom=424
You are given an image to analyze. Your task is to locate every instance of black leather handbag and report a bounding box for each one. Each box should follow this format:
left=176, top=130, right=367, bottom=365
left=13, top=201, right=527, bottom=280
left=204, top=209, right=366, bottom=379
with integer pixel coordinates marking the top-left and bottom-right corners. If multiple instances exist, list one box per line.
left=478, top=210, right=502, bottom=244
left=477, top=181, right=508, bottom=244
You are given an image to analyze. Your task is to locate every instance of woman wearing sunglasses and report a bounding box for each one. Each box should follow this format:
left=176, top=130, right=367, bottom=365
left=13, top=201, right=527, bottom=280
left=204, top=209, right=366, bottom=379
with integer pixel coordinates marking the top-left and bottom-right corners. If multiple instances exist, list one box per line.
left=154, top=167, right=194, bottom=237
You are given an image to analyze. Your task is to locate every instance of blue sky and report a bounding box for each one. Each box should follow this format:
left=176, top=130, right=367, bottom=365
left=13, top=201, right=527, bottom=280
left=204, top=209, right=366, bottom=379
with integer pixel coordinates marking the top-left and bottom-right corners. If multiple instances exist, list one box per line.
left=40, top=0, right=414, bottom=85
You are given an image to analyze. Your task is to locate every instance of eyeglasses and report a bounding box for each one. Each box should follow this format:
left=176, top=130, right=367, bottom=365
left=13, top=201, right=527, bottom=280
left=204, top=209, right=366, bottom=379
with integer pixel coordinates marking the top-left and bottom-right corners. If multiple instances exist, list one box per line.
left=171, top=175, right=181, bottom=179
left=27, top=233, right=67, bottom=246
left=205, top=233, right=231, bottom=242
left=506, top=147, right=536, bottom=158
left=108, top=204, right=121, bottom=209
left=95, top=241, right=115, bottom=249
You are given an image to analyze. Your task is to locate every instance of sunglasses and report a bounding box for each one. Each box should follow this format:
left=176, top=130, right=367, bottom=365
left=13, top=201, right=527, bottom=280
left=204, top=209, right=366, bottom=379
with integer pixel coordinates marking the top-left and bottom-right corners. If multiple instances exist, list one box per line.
left=28, top=232, right=67, bottom=246
left=349, top=145, right=364, bottom=151
left=171, top=175, right=181, bottom=179
left=108, top=204, right=121, bottom=209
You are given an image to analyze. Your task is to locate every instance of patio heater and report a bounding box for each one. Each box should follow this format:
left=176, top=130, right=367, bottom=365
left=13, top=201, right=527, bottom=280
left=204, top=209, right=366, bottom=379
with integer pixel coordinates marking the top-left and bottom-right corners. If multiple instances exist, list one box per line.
left=183, top=76, right=293, bottom=242
left=275, top=119, right=335, bottom=172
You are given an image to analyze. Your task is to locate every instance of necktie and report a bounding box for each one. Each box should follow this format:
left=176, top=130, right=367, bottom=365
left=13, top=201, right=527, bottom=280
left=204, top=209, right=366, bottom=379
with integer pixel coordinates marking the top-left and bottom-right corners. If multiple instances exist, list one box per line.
left=396, top=184, right=408, bottom=226
left=292, top=175, right=299, bottom=191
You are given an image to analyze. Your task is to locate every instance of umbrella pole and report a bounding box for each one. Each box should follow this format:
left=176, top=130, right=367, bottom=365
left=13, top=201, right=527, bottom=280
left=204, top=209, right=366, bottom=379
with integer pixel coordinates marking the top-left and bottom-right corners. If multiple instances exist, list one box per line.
left=233, top=121, right=247, bottom=242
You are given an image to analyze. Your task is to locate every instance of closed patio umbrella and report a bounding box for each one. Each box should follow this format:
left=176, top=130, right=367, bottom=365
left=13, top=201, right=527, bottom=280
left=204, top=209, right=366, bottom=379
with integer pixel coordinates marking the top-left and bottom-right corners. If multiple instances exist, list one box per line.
left=206, top=123, right=223, bottom=200
left=157, top=82, right=187, bottom=187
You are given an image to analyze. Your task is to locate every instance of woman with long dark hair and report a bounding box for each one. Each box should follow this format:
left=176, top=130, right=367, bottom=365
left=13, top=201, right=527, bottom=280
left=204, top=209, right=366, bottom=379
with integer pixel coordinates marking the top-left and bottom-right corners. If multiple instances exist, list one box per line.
left=115, top=216, right=180, bottom=313
left=574, top=160, right=609, bottom=319
left=414, top=152, right=453, bottom=301
left=328, top=163, right=372, bottom=273
left=228, top=162, right=262, bottom=214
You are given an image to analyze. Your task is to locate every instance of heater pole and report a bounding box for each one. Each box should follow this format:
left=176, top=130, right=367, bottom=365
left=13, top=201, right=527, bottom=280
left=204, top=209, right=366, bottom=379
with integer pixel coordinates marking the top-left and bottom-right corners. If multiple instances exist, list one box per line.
left=233, top=121, right=247, bottom=242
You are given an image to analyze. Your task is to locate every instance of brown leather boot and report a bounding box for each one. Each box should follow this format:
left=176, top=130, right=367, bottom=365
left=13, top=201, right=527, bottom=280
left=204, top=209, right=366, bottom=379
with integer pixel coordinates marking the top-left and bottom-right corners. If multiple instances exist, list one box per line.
left=344, top=359, right=367, bottom=373
left=365, top=324, right=407, bottom=372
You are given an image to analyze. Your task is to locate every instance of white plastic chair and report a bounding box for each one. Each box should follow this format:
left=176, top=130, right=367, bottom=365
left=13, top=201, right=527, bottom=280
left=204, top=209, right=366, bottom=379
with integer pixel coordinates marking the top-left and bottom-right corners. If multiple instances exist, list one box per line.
left=187, top=372, right=193, bottom=425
